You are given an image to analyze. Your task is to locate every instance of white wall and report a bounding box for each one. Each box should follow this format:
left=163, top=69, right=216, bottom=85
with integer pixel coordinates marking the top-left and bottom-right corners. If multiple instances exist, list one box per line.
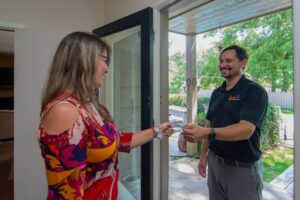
left=0, top=1, right=106, bottom=199
left=293, top=0, right=299, bottom=199
left=14, top=29, right=68, bottom=200
left=0, top=0, right=104, bottom=31
left=8, top=1, right=169, bottom=199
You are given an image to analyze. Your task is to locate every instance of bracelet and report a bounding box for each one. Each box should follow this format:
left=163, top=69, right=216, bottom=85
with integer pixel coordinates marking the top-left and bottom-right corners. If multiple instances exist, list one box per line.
left=152, top=126, right=164, bottom=140
left=151, top=127, right=158, bottom=138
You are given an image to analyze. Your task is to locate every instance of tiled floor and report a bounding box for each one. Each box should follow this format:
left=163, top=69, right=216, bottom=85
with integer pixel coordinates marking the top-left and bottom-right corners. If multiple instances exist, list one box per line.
left=0, top=141, right=14, bottom=200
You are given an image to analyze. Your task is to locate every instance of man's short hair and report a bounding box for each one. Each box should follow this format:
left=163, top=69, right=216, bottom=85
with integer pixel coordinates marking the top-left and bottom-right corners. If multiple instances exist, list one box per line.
left=221, top=45, right=248, bottom=61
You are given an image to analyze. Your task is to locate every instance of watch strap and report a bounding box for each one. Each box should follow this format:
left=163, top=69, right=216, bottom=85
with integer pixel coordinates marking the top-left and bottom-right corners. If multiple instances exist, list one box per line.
left=208, top=128, right=216, bottom=140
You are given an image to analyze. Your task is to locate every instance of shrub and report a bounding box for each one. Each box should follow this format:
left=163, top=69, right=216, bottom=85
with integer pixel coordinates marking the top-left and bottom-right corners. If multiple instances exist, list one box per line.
left=260, top=103, right=281, bottom=152
left=197, top=97, right=210, bottom=113
left=169, top=94, right=210, bottom=113
left=196, top=112, right=206, bottom=127
left=169, top=94, right=186, bottom=107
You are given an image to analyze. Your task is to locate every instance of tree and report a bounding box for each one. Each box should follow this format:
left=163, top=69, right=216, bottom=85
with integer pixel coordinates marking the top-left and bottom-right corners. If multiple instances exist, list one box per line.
left=198, top=9, right=293, bottom=91
left=198, top=47, right=223, bottom=89
left=169, top=52, right=186, bottom=93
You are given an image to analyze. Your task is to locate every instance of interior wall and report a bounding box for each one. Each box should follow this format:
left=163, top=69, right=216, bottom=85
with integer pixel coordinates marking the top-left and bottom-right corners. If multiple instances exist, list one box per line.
left=14, top=29, right=68, bottom=200
left=9, top=1, right=171, bottom=199
left=0, top=0, right=105, bottom=31
left=0, top=1, right=105, bottom=199
left=293, top=0, right=299, bottom=199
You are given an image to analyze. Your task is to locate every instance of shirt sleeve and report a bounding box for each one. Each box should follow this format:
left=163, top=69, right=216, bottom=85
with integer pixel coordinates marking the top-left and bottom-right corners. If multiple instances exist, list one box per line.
left=39, top=115, right=87, bottom=199
left=240, top=83, right=268, bottom=128
left=118, top=132, right=133, bottom=153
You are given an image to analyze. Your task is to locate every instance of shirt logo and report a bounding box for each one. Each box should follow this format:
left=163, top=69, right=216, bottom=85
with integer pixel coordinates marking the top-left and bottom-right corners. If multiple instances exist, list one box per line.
left=228, top=94, right=240, bottom=101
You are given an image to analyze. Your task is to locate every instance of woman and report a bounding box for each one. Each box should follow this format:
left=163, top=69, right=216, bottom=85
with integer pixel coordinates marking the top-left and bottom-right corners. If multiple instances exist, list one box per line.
left=38, top=32, right=173, bottom=200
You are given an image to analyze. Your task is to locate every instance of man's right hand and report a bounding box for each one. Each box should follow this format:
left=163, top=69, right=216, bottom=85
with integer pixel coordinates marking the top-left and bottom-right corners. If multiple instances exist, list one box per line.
left=198, top=155, right=207, bottom=178
left=182, top=124, right=209, bottom=142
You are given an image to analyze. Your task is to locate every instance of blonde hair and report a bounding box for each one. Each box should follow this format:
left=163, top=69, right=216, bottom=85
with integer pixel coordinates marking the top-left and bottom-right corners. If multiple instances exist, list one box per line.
left=41, top=32, right=112, bottom=121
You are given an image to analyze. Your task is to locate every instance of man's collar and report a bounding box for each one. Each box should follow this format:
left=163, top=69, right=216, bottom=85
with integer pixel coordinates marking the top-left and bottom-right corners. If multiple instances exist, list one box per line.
left=221, top=74, right=246, bottom=92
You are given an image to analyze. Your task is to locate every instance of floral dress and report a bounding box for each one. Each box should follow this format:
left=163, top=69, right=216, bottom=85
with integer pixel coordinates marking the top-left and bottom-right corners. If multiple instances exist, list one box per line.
left=38, top=93, right=133, bottom=200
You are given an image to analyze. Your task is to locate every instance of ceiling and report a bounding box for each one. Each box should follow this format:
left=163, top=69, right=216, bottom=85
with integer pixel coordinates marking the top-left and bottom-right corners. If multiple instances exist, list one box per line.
left=0, top=0, right=292, bottom=54
left=168, top=0, right=292, bottom=35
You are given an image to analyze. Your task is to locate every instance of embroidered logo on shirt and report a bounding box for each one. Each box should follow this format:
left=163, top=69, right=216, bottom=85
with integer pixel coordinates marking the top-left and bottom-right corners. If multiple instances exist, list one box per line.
left=228, top=94, right=240, bottom=101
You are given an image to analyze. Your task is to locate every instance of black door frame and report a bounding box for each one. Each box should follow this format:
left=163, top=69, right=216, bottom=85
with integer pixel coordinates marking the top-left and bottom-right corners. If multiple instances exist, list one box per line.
left=93, top=7, right=154, bottom=200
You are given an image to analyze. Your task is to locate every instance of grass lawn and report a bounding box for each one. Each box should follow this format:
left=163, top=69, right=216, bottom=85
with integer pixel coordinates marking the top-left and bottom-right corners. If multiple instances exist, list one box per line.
left=262, top=146, right=293, bottom=182
left=281, top=108, right=294, bottom=114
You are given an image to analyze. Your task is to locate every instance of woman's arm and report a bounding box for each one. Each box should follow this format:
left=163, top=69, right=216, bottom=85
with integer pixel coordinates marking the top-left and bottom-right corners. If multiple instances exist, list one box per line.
left=130, top=122, right=173, bottom=149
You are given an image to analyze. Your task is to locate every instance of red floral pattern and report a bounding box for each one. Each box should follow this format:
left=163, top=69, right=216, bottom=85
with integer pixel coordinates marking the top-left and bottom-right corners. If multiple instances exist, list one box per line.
left=39, top=94, right=133, bottom=200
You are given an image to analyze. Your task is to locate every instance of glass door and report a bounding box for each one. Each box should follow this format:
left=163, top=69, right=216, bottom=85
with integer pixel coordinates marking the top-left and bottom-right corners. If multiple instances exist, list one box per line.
left=100, top=26, right=141, bottom=200
left=93, top=7, right=153, bottom=200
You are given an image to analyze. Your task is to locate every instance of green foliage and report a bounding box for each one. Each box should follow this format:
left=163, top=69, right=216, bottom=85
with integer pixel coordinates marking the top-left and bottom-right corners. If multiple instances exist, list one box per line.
left=281, top=108, right=293, bottom=114
left=169, top=52, right=186, bottom=93
left=196, top=112, right=206, bottom=127
left=198, top=9, right=293, bottom=91
left=169, top=94, right=186, bottom=107
left=198, top=50, right=223, bottom=89
left=197, top=97, right=210, bottom=113
left=262, top=146, right=293, bottom=182
left=260, top=103, right=281, bottom=152
left=169, top=95, right=210, bottom=115
left=196, top=97, right=210, bottom=127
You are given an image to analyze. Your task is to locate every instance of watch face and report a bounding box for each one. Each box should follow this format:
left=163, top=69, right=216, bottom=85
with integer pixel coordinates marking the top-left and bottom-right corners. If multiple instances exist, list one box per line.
left=209, top=128, right=216, bottom=140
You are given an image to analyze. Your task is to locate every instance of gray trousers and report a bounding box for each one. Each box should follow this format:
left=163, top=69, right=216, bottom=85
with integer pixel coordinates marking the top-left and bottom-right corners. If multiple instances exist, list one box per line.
left=207, top=150, right=263, bottom=200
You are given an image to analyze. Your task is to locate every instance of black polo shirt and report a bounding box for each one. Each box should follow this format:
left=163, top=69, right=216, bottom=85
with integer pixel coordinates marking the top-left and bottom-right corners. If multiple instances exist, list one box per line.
left=206, top=75, right=268, bottom=162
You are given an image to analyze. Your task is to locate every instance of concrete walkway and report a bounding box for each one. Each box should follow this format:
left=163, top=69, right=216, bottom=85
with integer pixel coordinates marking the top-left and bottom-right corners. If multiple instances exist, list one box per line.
left=169, top=157, right=293, bottom=200
left=279, top=113, right=294, bottom=148
left=270, top=165, right=294, bottom=196
left=168, top=112, right=294, bottom=199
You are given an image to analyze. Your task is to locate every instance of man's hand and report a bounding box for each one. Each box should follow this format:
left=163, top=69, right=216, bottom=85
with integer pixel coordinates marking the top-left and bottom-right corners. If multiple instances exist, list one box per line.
left=182, top=124, right=209, bottom=143
left=198, top=155, right=207, bottom=178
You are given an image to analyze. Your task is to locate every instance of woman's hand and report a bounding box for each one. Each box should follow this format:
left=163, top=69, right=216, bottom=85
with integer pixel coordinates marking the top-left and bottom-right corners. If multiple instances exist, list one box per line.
left=158, top=122, right=174, bottom=138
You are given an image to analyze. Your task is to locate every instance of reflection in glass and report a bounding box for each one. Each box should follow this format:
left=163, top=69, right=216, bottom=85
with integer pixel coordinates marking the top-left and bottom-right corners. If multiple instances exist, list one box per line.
left=113, top=30, right=141, bottom=200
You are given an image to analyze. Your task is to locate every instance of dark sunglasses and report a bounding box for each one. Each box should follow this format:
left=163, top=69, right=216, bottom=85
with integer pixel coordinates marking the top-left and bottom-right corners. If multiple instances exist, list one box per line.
left=100, top=55, right=111, bottom=66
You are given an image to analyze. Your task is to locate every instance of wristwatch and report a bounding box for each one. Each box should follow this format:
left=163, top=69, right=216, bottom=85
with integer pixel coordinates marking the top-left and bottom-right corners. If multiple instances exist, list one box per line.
left=208, top=128, right=216, bottom=141
left=153, top=126, right=164, bottom=140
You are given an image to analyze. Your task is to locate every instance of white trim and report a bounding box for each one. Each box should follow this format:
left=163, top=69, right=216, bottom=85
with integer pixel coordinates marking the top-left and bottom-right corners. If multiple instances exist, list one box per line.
left=293, top=0, right=299, bottom=199
left=152, top=8, right=162, bottom=200
left=0, top=21, right=24, bottom=30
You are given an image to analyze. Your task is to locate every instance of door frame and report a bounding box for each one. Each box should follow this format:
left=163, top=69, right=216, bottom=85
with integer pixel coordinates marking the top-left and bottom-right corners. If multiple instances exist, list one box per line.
left=93, top=7, right=154, bottom=200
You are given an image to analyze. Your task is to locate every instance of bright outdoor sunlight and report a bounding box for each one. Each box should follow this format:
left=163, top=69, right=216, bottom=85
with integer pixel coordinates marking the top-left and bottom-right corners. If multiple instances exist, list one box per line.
left=168, top=8, right=294, bottom=200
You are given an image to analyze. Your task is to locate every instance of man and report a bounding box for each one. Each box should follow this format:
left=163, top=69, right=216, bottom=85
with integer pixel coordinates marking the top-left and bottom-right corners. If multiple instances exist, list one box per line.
left=183, top=45, right=268, bottom=200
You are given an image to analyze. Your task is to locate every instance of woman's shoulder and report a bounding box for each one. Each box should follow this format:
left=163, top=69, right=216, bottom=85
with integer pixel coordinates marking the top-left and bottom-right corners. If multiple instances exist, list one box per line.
left=41, top=101, right=80, bottom=135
